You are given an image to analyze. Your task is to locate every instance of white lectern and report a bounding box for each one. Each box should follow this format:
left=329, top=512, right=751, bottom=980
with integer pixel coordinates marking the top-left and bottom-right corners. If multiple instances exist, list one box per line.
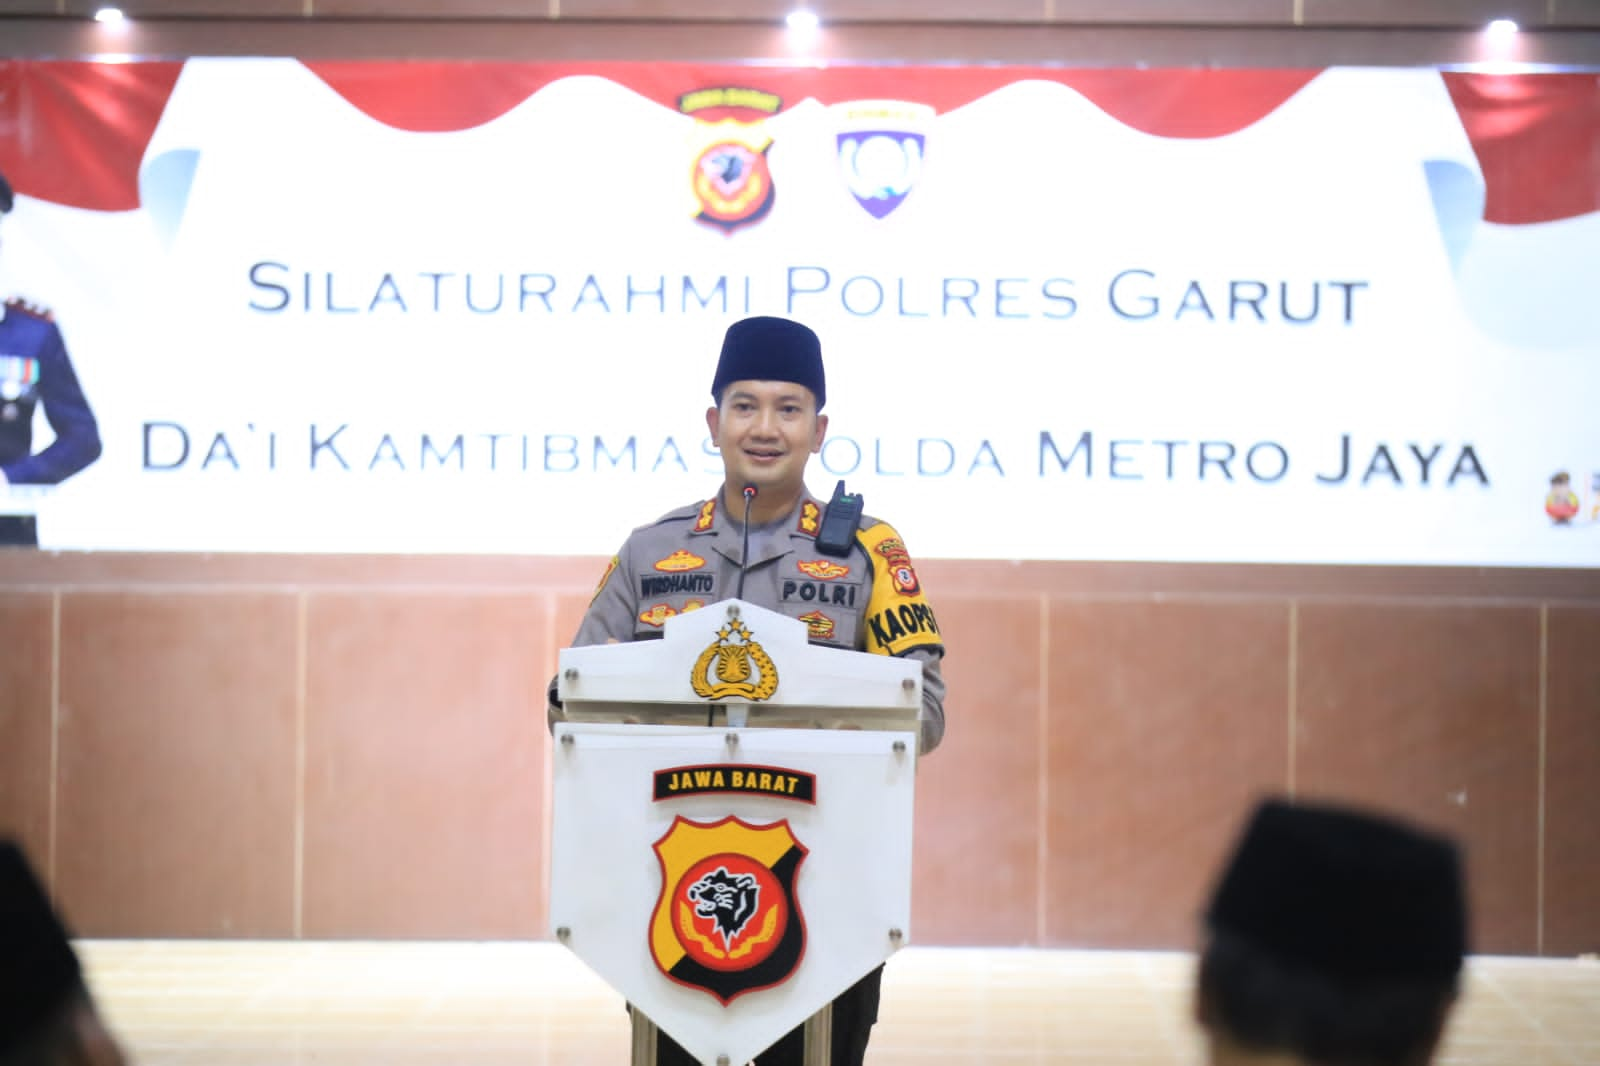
left=551, top=599, right=922, bottom=1066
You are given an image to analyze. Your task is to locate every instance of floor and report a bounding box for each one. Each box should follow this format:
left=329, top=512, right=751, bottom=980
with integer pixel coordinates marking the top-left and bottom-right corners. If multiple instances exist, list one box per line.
left=80, top=941, right=1600, bottom=1066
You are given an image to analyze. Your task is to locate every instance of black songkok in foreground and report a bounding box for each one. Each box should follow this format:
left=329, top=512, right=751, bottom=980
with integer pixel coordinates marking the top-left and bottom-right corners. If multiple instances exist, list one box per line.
left=710, top=316, right=826, bottom=410
left=0, top=841, right=83, bottom=1053
left=1206, top=799, right=1467, bottom=981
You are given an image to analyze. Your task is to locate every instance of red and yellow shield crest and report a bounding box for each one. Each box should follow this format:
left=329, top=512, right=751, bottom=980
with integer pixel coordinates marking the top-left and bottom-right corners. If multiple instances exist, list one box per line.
left=649, top=815, right=807, bottom=1005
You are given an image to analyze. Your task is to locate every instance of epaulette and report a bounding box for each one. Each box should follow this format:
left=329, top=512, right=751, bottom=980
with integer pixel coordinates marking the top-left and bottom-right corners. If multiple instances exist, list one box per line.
left=648, top=499, right=716, bottom=531
left=849, top=514, right=892, bottom=546
left=3, top=297, right=55, bottom=322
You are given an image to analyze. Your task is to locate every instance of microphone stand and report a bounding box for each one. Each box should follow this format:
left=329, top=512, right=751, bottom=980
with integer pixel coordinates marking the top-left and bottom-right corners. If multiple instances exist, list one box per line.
left=735, top=484, right=756, bottom=601
left=715, top=485, right=758, bottom=729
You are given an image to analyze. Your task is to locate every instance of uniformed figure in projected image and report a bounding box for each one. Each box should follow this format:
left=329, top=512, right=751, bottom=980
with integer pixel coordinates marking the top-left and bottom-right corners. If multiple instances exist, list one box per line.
left=0, top=168, right=103, bottom=547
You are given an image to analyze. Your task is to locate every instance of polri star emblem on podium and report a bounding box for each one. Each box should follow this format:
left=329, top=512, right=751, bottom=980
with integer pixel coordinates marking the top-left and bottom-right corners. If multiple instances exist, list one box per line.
left=650, top=815, right=808, bottom=1005
left=691, top=619, right=779, bottom=700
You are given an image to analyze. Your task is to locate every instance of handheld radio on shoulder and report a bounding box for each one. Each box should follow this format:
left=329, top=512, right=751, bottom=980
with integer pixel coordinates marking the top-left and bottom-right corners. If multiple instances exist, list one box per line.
left=815, top=480, right=863, bottom=558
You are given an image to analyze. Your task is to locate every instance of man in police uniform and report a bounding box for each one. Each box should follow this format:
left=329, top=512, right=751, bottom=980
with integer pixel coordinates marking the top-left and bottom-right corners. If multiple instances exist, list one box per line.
left=0, top=168, right=103, bottom=547
left=552, top=315, right=946, bottom=1066
left=1196, top=799, right=1468, bottom=1066
left=0, top=841, right=128, bottom=1066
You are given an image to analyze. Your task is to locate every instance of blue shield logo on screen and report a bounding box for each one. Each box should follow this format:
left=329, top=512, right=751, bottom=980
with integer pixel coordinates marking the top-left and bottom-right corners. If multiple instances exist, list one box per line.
left=832, top=101, right=935, bottom=219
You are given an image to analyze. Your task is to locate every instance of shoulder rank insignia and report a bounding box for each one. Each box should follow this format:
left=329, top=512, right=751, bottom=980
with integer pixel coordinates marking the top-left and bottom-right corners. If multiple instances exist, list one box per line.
left=2, top=298, right=54, bottom=322
left=693, top=500, right=717, bottom=533
left=797, top=501, right=821, bottom=537
left=655, top=549, right=707, bottom=573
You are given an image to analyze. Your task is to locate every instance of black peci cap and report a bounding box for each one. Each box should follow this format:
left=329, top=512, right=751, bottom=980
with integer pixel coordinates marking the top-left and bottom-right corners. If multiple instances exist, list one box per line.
left=0, top=841, right=84, bottom=1053
left=710, top=316, right=825, bottom=410
left=1205, top=799, right=1468, bottom=982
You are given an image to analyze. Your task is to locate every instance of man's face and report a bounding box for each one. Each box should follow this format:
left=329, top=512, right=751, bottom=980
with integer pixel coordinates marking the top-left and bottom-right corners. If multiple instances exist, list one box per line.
left=706, top=380, right=828, bottom=500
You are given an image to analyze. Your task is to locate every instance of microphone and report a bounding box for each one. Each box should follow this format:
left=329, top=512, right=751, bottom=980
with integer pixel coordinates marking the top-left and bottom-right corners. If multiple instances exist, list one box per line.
left=735, top=484, right=756, bottom=601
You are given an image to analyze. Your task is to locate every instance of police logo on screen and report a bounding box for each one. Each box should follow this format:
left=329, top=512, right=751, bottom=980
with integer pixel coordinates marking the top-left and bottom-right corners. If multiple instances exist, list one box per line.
left=832, top=100, right=934, bottom=220
left=650, top=815, right=808, bottom=1004
left=680, top=88, right=782, bottom=233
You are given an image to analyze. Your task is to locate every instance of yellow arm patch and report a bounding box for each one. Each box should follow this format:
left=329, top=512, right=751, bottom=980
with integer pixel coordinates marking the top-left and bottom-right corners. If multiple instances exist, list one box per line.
left=856, top=522, right=942, bottom=656
left=590, top=555, right=619, bottom=605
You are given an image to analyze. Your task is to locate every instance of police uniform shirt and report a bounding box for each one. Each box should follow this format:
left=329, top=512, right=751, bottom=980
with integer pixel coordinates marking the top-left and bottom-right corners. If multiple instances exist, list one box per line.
left=571, top=488, right=946, bottom=753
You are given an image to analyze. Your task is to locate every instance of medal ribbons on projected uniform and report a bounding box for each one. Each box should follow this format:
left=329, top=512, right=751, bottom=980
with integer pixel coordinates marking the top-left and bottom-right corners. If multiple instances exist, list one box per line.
left=0, top=356, right=41, bottom=388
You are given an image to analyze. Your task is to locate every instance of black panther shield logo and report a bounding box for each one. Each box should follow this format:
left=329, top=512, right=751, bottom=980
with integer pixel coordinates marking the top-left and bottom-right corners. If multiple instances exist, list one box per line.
left=649, top=815, right=807, bottom=1004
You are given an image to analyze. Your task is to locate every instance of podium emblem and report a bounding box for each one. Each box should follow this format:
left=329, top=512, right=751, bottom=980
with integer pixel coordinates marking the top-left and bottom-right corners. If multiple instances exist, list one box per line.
left=650, top=815, right=808, bottom=1004
left=691, top=619, right=779, bottom=700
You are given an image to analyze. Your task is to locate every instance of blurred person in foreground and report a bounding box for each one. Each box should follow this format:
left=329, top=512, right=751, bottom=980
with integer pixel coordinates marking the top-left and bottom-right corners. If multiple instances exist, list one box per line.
left=1196, top=799, right=1468, bottom=1066
left=0, top=841, right=126, bottom=1066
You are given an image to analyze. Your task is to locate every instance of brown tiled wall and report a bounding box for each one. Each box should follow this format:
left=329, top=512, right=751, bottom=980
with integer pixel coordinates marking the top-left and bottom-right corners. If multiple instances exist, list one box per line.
left=0, top=552, right=1597, bottom=956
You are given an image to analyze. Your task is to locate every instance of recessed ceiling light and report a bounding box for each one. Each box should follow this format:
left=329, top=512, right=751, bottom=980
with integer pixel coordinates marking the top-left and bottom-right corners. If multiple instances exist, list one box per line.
left=1486, top=18, right=1519, bottom=38
left=94, top=7, right=126, bottom=22
left=786, top=9, right=820, bottom=32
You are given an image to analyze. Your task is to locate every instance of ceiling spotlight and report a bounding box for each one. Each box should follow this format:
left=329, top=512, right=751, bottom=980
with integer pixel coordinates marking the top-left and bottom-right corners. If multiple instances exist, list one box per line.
left=786, top=9, right=820, bottom=32
left=1486, top=18, right=1519, bottom=38
left=94, top=6, right=125, bottom=22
